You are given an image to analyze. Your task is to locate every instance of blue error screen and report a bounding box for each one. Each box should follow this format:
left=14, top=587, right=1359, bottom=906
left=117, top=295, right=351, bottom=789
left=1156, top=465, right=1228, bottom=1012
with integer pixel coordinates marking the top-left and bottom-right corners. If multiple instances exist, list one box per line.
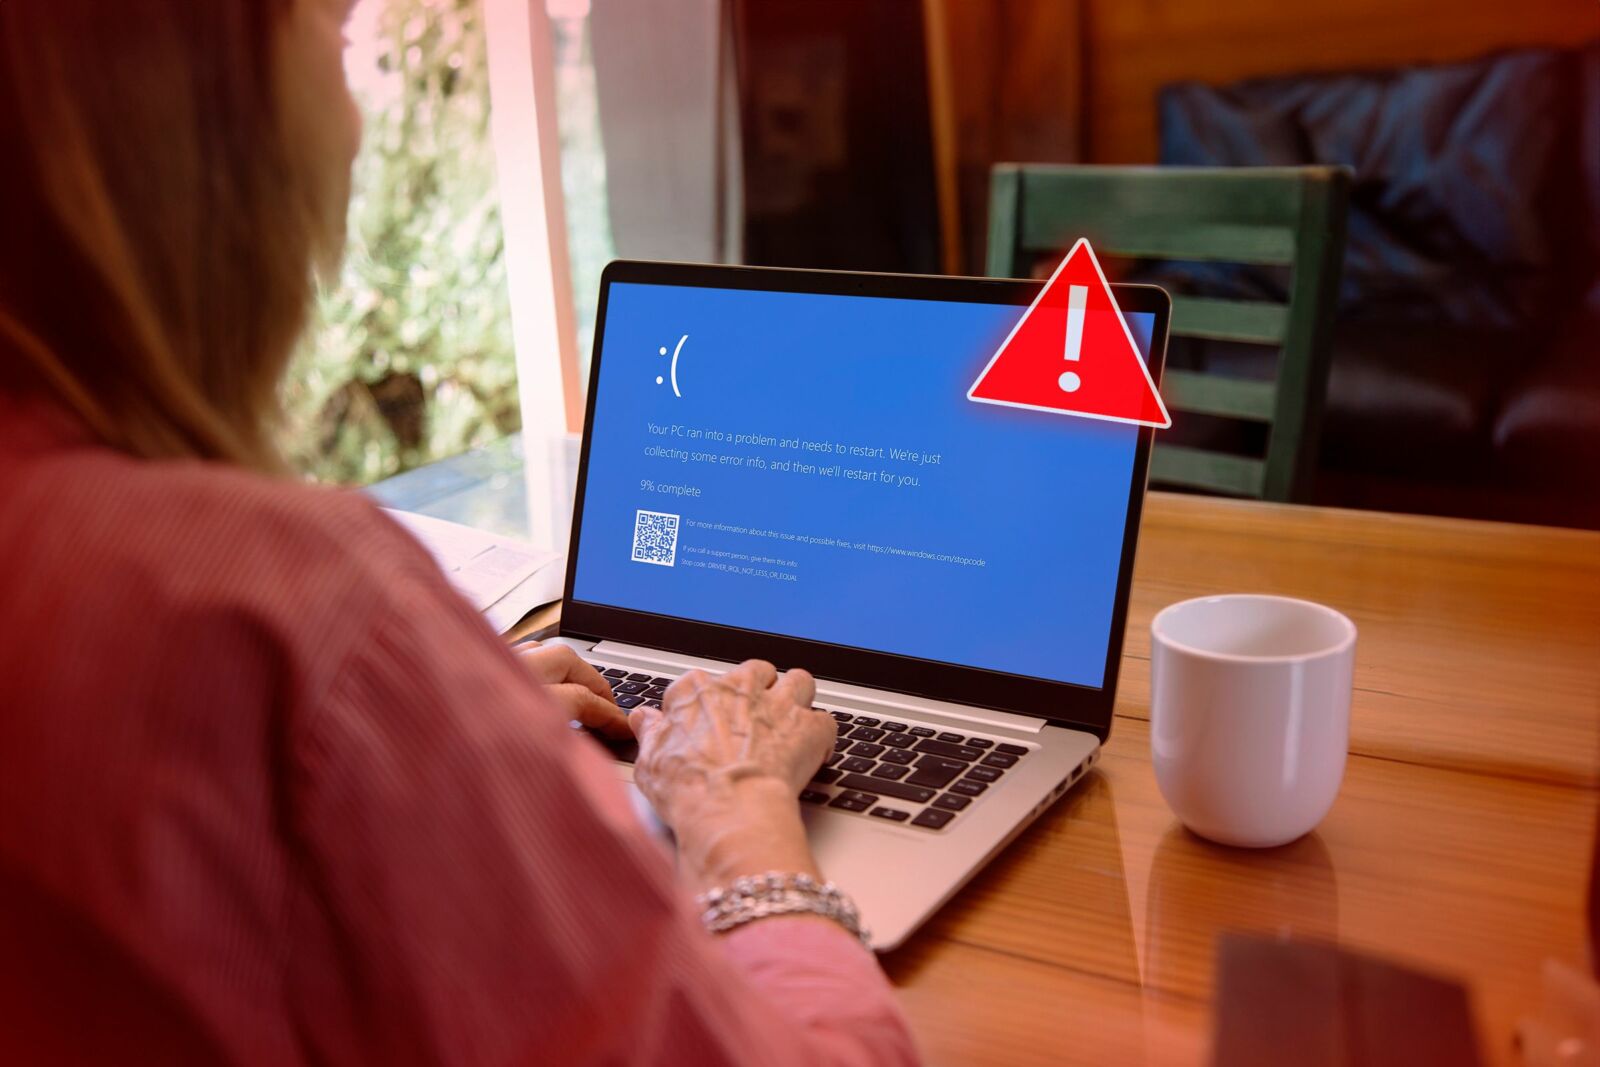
left=570, top=281, right=1153, bottom=688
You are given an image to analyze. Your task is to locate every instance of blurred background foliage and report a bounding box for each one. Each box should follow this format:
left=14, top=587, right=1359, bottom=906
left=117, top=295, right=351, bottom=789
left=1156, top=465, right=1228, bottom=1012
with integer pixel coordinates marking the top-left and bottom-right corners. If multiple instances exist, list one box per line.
left=282, top=0, right=518, bottom=485
left=281, top=0, right=612, bottom=486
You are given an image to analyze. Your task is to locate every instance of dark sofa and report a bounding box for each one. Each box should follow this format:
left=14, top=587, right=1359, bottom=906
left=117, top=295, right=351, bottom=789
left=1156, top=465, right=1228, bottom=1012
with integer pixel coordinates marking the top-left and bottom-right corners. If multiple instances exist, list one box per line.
left=1155, top=42, right=1600, bottom=529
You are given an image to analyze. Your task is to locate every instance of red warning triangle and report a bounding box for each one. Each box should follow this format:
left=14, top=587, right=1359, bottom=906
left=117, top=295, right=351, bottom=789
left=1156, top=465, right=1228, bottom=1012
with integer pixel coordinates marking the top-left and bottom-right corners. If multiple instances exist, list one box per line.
left=968, top=239, right=1170, bottom=428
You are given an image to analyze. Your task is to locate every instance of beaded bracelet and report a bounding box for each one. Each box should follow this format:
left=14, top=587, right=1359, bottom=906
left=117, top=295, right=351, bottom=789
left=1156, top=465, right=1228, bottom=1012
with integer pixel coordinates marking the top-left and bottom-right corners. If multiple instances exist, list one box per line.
left=695, top=872, right=871, bottom=947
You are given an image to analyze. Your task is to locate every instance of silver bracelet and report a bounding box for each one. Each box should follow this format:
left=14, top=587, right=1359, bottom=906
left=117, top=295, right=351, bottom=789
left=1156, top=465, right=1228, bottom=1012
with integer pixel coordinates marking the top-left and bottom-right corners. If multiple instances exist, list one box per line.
left=695, top=872, right=871, bottom=947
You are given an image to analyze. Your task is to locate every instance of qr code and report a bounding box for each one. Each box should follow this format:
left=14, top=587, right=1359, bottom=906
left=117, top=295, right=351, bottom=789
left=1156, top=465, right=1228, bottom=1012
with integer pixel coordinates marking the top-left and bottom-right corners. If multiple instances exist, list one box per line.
left=631, top=509, right=680, bottom=567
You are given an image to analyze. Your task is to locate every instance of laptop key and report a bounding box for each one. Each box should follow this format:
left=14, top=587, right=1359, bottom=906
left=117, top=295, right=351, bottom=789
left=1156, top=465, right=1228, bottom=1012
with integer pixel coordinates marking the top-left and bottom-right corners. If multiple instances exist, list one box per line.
left=936, top=732, right=966, bottom=744
left=906, top=757, right=966, bottom=790
left=949, top=779, right=987, bottom=796
left=870, top=807, right=910, bottom=822
left=913, top=739, right=981, bottom=762
left=835, top=774, right=935, bottom=804
left=966, top=738, right=994, bottom=750
left=870, top=763, right=909, bottom=781
left=850, top=742, right=885, bottom=759
left=601, top=668, right=628, bottom=679
left=981, top=753, right=1018, bottom=769
left=644, top=700, right=662, bottom=710
left=608, top=678, right=629, bottom=690
left=615, top=681, right=647, bottom=695
left=933, top=794, right=971, bottom=811
left=644, top=685, right=668, bottom=700
left=848, top=726, right=885, bottom=742
left=800, top=790, right=830, bottom=805
left=811, top=768, right=842, bottom=785
left=852, top=717, right=882, bottom=728
left=911, top=808, right=955, bottom=830
left=626, top=673, right=653, bottom=683
left=908, top=726, right=936, bottom=738
left=825, top=752, right=843, bottom=767
left=829, top=791, right=877, bottom=812
left=996, top=743, right=1029, bottom=757
left=650, top=677, right=674, bottom=686
left=882, top=722, right=909, bottom=733
left=831, top=711, right=853, bottom=723
left=882, top=733, right=917, bottom=749
left=840, top=757, right=876, bottom=774
left=834, top=738, right=851, bottom=753
left=881, top=749, right=916, bottom=766
left=964, top=766, right=1002, bottom=783
left=616, top=695, right=645, bottom=709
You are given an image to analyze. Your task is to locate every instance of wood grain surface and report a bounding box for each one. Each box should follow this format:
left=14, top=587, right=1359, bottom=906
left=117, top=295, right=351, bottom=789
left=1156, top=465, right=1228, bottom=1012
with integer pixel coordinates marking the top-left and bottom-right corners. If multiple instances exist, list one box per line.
left=520, top=492, right=1600, bottom=1064
left=1122, top=494, right=1600, bottom=787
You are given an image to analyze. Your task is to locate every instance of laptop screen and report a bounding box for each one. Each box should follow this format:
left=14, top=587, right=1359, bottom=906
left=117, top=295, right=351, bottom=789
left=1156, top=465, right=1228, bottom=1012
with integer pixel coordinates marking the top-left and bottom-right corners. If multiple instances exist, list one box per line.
left=570, top=280, right=1156, bottom=690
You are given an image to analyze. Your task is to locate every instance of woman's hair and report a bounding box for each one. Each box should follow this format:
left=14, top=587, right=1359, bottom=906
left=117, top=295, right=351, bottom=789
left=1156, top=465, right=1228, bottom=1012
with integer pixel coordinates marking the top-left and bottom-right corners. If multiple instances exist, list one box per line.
left=0, top=0, right=327, bottom=471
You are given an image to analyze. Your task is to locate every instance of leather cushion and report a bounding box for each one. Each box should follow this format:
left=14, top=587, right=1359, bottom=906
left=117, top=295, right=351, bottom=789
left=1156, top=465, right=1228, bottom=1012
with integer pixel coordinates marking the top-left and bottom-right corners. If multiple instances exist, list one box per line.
left=1493, top=285, right=1600, bottom=486
left=1187, top=324, right=1502, bottom=481
left=1159, top=47, right=1591, bottom=333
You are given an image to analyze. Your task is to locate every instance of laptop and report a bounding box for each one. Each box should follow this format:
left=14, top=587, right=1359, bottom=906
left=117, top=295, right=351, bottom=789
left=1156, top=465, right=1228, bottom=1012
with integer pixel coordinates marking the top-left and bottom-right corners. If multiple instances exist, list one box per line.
left=549, top=260, right=1170, bottom=951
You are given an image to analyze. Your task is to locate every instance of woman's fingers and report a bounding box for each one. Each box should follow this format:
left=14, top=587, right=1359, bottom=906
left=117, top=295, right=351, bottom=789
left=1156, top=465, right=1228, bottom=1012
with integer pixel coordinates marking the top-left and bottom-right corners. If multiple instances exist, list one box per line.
left=552, top=645, right=615, bottom=702
left=628, top=703, right=663, bottom=743
left=558, top=683, right=632, bottom=739
left=630, top=661, right=847, bottom=827
left=664, top=668, right=706, bottom=704
left=772, top=666, right=816, bottom=710
left=730, top=659, right=778, bottom=693
left=517, top=644, right=615, bottom=704
left=514, top=644, right=624, bottom=735
left=512, top=642, right=564, bottom=684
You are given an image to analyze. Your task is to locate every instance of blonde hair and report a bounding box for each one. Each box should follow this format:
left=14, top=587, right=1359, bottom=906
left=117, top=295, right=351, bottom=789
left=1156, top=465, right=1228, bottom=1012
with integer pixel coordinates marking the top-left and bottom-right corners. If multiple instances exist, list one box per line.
left=0, top=0, right=329, bottom=472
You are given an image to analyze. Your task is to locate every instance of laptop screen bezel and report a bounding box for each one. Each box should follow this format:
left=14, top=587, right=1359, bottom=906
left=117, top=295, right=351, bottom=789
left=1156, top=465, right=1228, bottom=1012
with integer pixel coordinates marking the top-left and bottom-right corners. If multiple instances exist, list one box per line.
left=559, top=259, right=1169, bottom=743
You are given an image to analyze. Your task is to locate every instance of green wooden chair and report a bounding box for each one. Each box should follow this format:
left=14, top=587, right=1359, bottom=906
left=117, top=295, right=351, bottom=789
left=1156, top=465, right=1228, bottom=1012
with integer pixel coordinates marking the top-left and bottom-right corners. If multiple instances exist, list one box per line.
left=986, top=164, right=1350, bottom=502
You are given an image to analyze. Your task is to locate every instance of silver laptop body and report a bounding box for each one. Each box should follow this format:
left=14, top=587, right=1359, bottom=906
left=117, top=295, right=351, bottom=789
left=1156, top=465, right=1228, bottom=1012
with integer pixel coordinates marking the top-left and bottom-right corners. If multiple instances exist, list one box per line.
left=555, top=261, right=1170, bottom=950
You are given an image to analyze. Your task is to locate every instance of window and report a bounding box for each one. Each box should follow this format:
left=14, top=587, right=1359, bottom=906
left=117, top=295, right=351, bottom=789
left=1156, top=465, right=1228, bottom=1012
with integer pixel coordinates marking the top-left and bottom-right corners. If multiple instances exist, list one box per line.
left=279, top=0, right=617, bottom=549
left=282, top=0, right=521, bottom=486
left=549, top=0, right=616, bottom=382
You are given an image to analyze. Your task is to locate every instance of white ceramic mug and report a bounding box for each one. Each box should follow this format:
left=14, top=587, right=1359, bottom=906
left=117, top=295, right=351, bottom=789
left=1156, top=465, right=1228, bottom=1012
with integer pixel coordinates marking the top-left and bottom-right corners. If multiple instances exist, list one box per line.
left=1150, top=595, right=1356, bottom=848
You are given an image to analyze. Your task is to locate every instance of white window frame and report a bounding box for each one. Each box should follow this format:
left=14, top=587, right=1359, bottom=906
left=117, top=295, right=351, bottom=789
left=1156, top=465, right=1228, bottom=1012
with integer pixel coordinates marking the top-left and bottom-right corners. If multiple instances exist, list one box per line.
left=484, top=0, right=584, bottom=552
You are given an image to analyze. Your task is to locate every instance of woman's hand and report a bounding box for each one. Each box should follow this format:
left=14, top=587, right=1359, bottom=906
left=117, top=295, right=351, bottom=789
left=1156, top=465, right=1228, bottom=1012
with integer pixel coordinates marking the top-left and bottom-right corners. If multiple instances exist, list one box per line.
left=628, top=660, right=833, bottom=814
left=514, top=642, right=632, bottom=739
left=628, top=660, right=835, bottom=891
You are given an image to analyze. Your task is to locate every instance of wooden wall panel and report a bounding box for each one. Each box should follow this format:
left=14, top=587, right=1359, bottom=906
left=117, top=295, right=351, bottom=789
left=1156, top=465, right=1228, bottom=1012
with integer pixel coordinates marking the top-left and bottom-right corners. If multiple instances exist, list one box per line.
left=934, top=0, right=1085, bottom=272
left=927, top=0, right=1597, bottom=263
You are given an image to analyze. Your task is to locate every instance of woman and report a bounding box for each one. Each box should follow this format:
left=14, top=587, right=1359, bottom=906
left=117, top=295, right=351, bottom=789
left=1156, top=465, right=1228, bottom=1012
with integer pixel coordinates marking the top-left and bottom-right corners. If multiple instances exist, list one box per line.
left=0, top=1, right=919, bottom=1063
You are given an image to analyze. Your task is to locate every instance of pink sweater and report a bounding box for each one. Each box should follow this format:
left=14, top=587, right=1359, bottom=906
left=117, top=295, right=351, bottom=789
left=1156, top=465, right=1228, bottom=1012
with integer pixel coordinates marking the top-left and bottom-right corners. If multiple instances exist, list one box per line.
left=0, top=397, right=919, bottom=1065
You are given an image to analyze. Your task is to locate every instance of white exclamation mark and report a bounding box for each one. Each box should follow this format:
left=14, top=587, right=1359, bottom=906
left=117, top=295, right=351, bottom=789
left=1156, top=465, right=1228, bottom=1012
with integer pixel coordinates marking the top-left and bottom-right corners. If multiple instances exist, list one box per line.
left=1059, top=285, right=1088, bottom=393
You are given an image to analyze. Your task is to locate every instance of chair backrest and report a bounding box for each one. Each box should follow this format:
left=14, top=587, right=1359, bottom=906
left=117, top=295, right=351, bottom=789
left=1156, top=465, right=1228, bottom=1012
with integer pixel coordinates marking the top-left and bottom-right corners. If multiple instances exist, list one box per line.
left=986, top=165, right=1350, bottom=502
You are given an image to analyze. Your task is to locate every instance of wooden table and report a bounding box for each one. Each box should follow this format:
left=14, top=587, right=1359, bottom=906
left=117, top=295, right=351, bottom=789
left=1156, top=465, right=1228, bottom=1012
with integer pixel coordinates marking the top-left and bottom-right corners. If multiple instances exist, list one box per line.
left=522, top=492, right=1600, bottom=1065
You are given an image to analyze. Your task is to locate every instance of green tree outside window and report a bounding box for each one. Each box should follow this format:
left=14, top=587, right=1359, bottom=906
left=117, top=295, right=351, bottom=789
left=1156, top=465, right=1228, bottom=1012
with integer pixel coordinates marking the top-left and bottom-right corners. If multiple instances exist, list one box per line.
left=282, top=0, right=519, bottom=485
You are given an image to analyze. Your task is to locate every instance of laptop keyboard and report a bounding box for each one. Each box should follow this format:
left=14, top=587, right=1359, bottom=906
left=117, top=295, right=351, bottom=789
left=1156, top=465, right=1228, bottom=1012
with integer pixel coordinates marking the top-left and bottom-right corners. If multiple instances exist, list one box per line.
left=584, top=663, right=1032, bottom=832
